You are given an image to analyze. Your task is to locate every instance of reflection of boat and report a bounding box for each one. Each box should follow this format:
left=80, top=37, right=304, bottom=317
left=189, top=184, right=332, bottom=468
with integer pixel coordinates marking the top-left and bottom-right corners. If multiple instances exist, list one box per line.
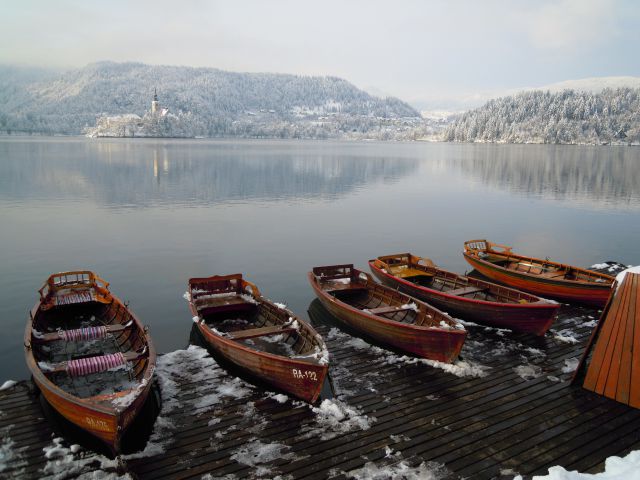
left=308, top=264, right=466, bottom=363
left=187, top=274, right=328, bottom=403
left=463, top=240, right=614, bottom=306
left=369, top=253, right=560, bottom=336
left=24, top=271, right=156, bottom=456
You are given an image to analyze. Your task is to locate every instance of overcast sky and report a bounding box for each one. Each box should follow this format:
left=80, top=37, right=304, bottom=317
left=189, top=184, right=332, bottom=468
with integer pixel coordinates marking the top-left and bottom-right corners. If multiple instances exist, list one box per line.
left=1, top=0, right=639, bottom=108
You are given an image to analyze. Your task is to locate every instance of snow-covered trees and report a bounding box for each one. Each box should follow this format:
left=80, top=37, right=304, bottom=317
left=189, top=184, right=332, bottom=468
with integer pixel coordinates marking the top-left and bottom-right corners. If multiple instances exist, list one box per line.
left=445, top=88, right=640, bottom=145
left=0, top=62, right=421, bottom=140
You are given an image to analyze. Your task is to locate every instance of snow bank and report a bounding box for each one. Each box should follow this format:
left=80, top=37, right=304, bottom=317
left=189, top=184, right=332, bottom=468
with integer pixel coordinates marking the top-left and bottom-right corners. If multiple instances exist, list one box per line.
left=552, top=329, right=579, bottom=344
left=514, top=364, right=543, bottom=380
left=269, top=393, right=289, bottom=404
left=522, top=449, right=640, bottom=479
left=346, top=459, right=448, bottom=480
left=615, top=266, right=640, bottom=291
left=41, top=437, right=129, bottom=479
left=0, top=380, right=17, bottom=391
left=525, top=347, right=545, bottom=358
left=327, top=328, right=489, bottom=379
left=125, top=345, right=253, bottom=460
left=591, top=262, right=628, bottom=274
left=230, top=440, right=294, bottom=467
left=562, top=358, right=580, bottom=374
left=0, top=428, right=27, bottom=476
left=311, top=399, right=374, bottom=439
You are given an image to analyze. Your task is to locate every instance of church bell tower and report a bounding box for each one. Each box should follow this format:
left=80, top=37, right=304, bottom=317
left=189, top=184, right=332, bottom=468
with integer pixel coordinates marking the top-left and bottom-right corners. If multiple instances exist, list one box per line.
left=151, top=88, right=159, bottom=114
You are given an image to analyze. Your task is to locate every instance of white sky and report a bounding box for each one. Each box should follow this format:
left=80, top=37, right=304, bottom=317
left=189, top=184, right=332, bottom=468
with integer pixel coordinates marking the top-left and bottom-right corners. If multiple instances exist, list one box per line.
left=1, top=0, right=638, bottom=108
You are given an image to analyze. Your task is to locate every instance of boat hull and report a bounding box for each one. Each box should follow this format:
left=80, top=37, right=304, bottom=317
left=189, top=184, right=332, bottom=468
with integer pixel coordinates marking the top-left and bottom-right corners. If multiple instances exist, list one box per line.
left=308, top=273, right=465, bottom=363
left=196, top=322, right=327, bottom=403
left=32, top=370, right=151, bottom=454
left=463, top=253, right=612, bottom=307
left=25, top=271, right=156, bottom=456
left=369, top=262, right=559, bottom=336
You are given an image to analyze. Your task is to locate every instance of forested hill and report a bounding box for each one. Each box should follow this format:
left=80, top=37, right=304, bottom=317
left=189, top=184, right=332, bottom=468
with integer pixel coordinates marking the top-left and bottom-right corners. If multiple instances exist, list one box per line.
left=0, top=62, right=421, bottom=138
left=444, top=88, right=640, bottom=145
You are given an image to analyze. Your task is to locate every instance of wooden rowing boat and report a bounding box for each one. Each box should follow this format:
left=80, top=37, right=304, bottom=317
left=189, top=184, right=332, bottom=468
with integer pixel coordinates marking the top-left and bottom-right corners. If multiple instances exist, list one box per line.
left=369, top=253, right=560, bottom=336
left=463, top=239, right=614, bottom=307
left=24, top=271, right=156, bottom=456
left=308, top=264, right=466, bottom=363
left=187, top=274, right=328, bottom=404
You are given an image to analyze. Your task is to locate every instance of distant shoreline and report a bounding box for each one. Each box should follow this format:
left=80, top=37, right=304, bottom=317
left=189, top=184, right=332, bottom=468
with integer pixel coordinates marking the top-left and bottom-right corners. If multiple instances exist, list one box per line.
left=0, top=132, right=638, bottom=147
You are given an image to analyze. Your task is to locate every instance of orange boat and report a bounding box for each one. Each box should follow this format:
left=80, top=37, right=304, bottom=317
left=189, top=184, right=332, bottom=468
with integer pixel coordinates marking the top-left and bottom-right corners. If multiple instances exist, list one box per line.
left=463, top=240, right=614, bottom=307
left=308, top=264, right=466, bottom=363
left=24, top=271, right=156, bottom=456
left=369, top=253, right=560, bottom=336
left=188, top=274, right=328, bottom=403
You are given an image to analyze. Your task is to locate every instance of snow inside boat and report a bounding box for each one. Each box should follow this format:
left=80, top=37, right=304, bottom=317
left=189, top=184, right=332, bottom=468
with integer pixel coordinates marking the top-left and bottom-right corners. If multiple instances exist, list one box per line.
left=187, top=273, right=328, bottom=403
left=370, top=253, right=560, bottom=335
left=24, top=271, right=156, bottom=456
left=309, top=264, right=466, bottom=363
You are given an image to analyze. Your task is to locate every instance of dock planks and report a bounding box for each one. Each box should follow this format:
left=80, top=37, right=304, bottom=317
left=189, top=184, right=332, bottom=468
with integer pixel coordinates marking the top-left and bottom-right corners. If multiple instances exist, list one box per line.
left=578, top=272, right=640, bottom=408
left=2, top=273, right=640, bottom=478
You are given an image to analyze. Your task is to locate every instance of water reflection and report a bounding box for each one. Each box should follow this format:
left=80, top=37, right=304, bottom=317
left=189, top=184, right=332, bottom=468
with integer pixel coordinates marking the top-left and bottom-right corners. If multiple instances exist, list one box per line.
left=1, top=138, right=639, bottom=382
left=439, top=144, right=640, bottom=209
left=0, top=139, right=419, bottom=207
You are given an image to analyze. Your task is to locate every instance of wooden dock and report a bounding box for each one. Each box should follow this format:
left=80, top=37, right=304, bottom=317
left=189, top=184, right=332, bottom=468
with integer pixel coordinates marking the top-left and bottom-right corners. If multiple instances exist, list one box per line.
left=2, top=285, right=640, bottom=478
left=577, top=272, right=640, bottom=408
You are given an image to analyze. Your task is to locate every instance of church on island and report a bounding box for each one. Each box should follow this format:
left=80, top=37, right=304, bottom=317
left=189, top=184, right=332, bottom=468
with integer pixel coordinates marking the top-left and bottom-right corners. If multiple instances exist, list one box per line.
left=151, top=88, right=169, bottom=117
left=85, top=89, right=192, bottom=138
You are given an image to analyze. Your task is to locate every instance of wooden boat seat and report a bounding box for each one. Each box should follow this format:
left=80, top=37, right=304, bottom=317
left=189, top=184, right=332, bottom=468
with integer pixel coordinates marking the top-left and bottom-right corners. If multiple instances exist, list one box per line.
left=43, top=350, right=145, bottom=376
left=45, top=288, right=111, bottom=309
left=228, top=325, right=297, bottom=340
left=196, top=296, right=251, bottom=307
left=538, top=270, right=567, bottom=278
left=367, top=305, right=416, bottom=315
left=35, top=322, right=131, bottom=343
left=391, top=267, right=433, bottom=279
left=324, top=282, right=367, bottom=292
left=447, top=285, right=487, bottom=296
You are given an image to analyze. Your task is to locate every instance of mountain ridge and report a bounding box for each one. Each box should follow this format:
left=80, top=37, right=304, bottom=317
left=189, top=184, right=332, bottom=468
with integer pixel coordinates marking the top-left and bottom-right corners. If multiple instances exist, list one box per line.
left=0, top=61, right=422, bottom=138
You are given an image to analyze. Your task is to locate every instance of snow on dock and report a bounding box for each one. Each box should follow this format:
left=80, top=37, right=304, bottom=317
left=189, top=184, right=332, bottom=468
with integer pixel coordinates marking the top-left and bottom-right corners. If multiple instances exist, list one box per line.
left=1, top=269, right=639, bottom=479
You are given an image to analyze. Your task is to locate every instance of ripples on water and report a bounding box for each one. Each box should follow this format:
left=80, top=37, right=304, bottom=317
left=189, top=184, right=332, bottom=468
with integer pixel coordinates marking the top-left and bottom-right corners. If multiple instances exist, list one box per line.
left=0, top=138, right=638, bottom=379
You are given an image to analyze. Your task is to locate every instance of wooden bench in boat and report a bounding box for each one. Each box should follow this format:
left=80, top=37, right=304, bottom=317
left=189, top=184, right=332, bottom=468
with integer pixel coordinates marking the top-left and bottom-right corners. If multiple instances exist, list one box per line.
left=537, top=270, right=567, bottom=278
left=42, top=350, right=145, bottom=375
left=447, top=285, right=487, bottom=296
left=324, top=282, right=368, bottom=293
left=35, top=322, right=130, bottom=343
left=195, top=296, right=251, bottom=307
left=228, top=325, right=297, bottom=340
left=366, top=305, right=416, bottom=315
left=53, top=291, right=94, bottom=306
left=389, top=267, right=434, bottom=279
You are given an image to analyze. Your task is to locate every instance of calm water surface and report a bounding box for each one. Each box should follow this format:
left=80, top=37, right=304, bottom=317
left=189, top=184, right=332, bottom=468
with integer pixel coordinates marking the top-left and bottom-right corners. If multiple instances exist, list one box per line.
left=1, top=138, right=639, bottom=380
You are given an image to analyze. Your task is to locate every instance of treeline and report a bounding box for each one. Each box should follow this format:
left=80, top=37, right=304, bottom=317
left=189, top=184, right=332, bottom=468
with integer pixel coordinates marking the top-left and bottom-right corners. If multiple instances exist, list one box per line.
left=0, top=62, right=422, bottom=139
left=444, top=88, right=640, bottom=145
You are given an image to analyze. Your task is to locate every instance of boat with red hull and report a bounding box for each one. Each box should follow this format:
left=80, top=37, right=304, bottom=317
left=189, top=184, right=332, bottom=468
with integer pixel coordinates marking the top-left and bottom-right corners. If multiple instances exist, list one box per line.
left=369, top=253, right=560, bottom=336
left=308, top=264, right=466, bottom=363
left=463, top=239, right=614, bottom=307
left=24, top=271, right=156, bottom=456
left=188, top=274, right=328, bottom=404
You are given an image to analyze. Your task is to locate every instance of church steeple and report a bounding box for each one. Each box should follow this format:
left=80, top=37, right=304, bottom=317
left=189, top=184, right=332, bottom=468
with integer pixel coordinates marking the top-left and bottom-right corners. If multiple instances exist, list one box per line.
left=151, top=87, right=159, bottom=114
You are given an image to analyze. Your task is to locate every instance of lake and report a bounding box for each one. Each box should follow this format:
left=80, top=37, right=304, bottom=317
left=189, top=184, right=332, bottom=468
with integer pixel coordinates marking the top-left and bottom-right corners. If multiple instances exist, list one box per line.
left=1, top=137, right=639, bottom=381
